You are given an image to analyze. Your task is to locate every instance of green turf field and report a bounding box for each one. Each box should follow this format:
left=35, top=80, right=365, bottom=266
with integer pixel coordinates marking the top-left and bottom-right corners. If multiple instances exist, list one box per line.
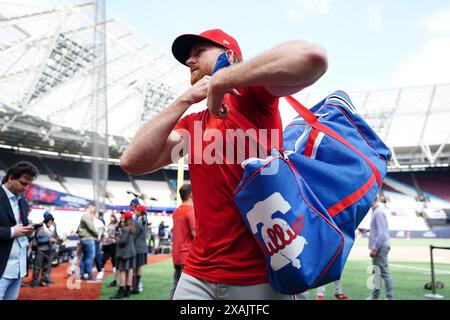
left=101, top=239, right=450, bottom=300
left=354, top=237, right=450, bottom=247
left=101, top=259, right=173, bottom=300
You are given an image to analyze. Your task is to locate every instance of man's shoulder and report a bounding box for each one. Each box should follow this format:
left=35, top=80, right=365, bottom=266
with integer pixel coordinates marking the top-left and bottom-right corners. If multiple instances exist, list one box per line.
left=373, top=206, right=387, bottom=217
left=180, top=109, right=209, bottom=122
left=181, top=204, right=194, bottom=212
left=81, top=212, right=93, bottom=222
left=0, top=186, right=8, bottom=203
left=173, top=205, right=194, bottom=216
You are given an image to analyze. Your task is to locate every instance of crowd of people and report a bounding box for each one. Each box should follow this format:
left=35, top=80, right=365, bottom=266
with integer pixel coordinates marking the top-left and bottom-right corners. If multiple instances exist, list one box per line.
left=73, top=200, right=153, bottom=299
left=0, top=160, right=179, bottom=300
left=0, top=153, right=396, bottom=301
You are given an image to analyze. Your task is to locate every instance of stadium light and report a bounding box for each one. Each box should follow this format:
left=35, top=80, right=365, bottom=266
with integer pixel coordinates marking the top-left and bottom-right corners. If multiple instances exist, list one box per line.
left=30, top=33, right=95, bottom=103
left=141, top=81, right=176, bottom=122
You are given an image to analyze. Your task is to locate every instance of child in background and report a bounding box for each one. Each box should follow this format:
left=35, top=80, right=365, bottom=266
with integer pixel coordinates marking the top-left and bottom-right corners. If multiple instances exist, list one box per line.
left=110, top=211, right=136, bottom=299
left=131, top=205, right=149, bottom=294
left=103, top=214, right=119, bottom=287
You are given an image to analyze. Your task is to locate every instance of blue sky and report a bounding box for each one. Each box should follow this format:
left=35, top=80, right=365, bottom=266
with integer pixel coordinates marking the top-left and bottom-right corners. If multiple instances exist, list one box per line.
left=107, top=0, right=450, bottom=93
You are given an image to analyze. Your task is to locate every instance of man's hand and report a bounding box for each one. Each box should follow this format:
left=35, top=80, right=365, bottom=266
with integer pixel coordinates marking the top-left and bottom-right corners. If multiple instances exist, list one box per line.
left=13, top=225, right=34, bottom=238
left=207, top=70, right=240, bottom=119
left=50, top=237, right=57, bottom=244
left=370, top=249, right=377, bottom=258
left=181, top=75, right=211, bottom=105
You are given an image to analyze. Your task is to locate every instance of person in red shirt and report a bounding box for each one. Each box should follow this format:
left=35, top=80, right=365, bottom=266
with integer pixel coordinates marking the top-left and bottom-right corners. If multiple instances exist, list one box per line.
left=169, top=184, right=195, bottom=299
left=121, top=29, right=328, bottom=299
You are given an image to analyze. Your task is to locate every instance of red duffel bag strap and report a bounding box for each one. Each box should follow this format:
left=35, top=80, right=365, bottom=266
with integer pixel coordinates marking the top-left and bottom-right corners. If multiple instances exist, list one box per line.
left=284, top=95, right=381, bottom=186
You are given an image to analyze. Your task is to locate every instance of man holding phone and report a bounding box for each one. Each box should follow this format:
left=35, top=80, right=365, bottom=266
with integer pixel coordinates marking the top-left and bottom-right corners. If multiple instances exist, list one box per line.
left=0, top=161, right=38, bottom=300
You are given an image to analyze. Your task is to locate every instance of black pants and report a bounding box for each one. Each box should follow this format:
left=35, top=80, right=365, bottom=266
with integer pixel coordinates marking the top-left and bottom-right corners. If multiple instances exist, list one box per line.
left=94, top=241, right=103, bottom=271
left=32, top=250, right=52, bottom=283
left=102, top=244, right=117, bottom=268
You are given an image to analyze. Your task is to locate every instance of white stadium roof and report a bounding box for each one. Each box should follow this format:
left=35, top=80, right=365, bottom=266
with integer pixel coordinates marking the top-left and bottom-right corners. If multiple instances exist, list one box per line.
left=0, top=0, right=188, bottom=158
left=288, top=83, right=450, bottom=168
left=0, top=0, right=449, bottom=169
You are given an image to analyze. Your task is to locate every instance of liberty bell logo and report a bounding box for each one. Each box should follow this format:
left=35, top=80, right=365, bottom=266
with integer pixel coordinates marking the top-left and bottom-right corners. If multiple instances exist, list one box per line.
left=246, top=192, right=307, bottom=271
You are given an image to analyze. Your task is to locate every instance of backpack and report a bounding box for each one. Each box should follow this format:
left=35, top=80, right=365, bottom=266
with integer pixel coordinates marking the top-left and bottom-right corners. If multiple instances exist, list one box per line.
left=233, top=90, right=391, bottom=294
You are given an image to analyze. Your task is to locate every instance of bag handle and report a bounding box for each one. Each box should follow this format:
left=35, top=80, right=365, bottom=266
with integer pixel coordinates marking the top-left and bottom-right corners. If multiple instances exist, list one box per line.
left=225, top=96, right=317, bottom=131
left=284, top=96, right=382, bottom=186
left=226, top=95, right=382, bottom=186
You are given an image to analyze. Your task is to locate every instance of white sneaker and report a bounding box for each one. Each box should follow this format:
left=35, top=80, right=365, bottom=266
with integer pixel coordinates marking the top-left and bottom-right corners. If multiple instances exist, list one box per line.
left=139, top=282, right=143, bottom=292
left=365, top=296, right=380, bottom=300
left=96, top=270, right=104, bottom=280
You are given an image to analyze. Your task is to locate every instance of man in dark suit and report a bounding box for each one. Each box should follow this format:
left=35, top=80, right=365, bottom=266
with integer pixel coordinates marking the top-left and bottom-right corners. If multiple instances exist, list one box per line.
left=0, top=161, right=38, bottom=300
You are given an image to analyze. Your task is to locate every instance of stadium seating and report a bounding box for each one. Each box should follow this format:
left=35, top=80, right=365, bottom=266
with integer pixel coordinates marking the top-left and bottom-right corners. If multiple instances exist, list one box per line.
left=1, top=148, right=446, bottom=232
left=134, top=179, right=175, bottom=207
left=389, top=170, right=450, bottom=204
left=383, top=190, right=422, bottom=210
left=358, top=204, right=429, bottom=231
left=414, top=171, right=450, bottom=203
left=105, top=180, right=136, bottom=205
left=35, top=174, right=68, bottom=193
left=64, top=177, right=95, bottom=200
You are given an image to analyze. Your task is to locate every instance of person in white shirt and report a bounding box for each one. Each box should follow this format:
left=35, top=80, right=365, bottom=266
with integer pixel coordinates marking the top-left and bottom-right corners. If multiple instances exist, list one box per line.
left=367, top=198, right=394, bottom=300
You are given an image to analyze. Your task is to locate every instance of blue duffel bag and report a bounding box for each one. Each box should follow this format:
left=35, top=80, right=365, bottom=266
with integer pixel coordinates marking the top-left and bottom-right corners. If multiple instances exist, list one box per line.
left=233, top=91, right=391, bottom=294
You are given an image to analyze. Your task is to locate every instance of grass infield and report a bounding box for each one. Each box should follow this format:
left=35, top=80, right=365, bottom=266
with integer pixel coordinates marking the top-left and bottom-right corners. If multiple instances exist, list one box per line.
left=101, top=239, right=450, bottom=300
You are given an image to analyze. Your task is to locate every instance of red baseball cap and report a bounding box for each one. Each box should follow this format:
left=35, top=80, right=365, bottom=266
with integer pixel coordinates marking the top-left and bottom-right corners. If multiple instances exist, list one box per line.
left=123, top=211, right=133, bottom=220
left=136, top=205, right=147, bottom=213
left=171, top=29, right=242, bottom=66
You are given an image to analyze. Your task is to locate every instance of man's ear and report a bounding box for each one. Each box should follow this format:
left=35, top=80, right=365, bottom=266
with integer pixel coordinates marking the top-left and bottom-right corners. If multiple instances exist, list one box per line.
left=225, top=49, right=238, bottom=64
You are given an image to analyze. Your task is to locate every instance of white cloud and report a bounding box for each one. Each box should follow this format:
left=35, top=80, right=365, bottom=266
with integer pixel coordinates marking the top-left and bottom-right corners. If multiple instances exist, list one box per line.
left=286, top=9, right=303, bottom=22
left=366, top=4, right=382, bottom=31
left=292, top=0, right=330, bottom=15
left=419, top=7, right=450, bottom=34
left=392, top=7, right=450, bottom=86
left=392, top=36, right=450, bottom=86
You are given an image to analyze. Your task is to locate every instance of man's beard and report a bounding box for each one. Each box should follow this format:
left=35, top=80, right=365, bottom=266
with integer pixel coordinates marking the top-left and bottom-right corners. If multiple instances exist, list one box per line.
left=190, top=67, right=209, bottom=85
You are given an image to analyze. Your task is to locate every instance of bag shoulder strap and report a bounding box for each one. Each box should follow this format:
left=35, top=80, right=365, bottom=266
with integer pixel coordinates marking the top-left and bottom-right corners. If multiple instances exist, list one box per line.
left=284, top=96, right=381, bottom=186
left=228, top=95, right=382, bottom=186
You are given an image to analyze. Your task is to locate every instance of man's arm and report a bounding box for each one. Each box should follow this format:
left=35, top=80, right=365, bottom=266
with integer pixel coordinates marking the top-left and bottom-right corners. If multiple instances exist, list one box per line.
left=188, top=209, right=196, bottom=238
left=370, top=212, right=383, bottom=251
left=1, top=225, right=34, bottom=240
left=83, top=215, right=99, bottom=238
left=0, top=226, right=11, bottom=241
left=120, top=76, right=211, bottom=175
left=373, top=211, right=388, bottom=252
left=208, top=40, right=328, bottom=118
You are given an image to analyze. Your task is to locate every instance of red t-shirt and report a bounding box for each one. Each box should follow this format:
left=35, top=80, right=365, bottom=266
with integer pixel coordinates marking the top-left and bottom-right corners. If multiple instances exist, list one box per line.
left=175, top=86, right=281, bottom=285
left=171, top=204, right=196, bottom=265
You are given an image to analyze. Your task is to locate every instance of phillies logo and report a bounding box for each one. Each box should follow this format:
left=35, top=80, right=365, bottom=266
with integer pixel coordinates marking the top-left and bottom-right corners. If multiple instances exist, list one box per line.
left=246, top=192, right=307, bottom=271
left=265, top=215, right=304, bottom=256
